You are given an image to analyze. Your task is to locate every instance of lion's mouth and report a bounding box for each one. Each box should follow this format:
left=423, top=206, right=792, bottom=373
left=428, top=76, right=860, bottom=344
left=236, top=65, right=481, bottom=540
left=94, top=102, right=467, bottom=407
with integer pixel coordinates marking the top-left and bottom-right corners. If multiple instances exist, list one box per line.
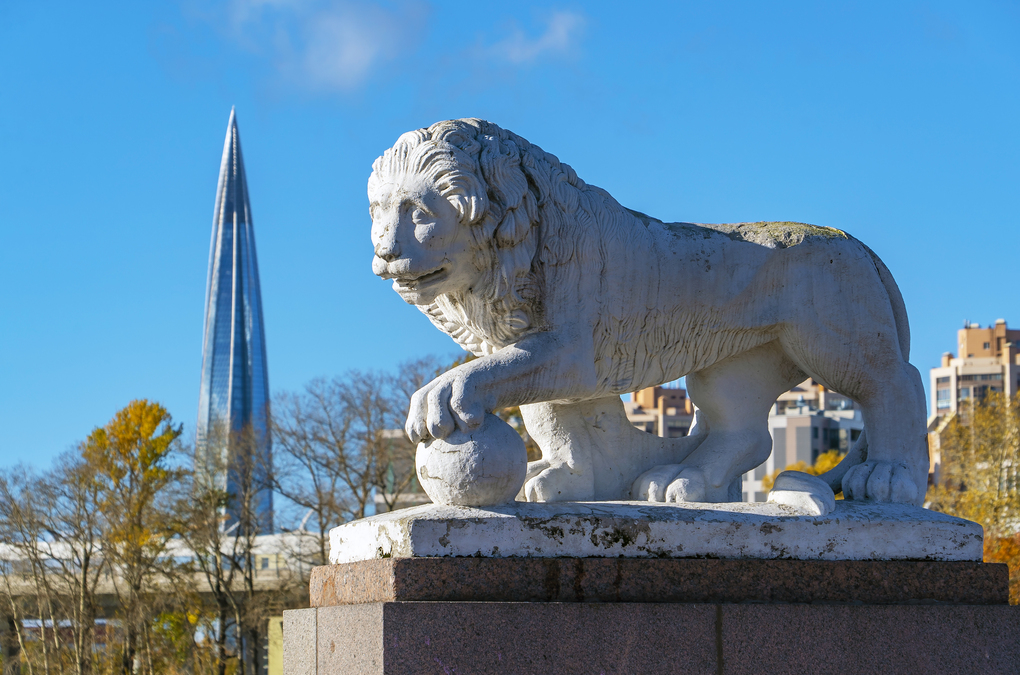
left=394, top=266, right=448, bottom=290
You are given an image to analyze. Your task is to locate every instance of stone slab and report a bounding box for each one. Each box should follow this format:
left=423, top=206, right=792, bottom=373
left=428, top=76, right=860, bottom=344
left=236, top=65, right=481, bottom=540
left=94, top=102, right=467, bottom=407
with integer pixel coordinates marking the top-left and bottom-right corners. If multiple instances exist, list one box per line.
left=720, top=603, right=1020, bottom=675
left=282, top=607, right=317, bottom=675
left=316, top=604, right=382, bottom=675
left=284, top=602, right=1020, bottom=675
left=309, top=558, right=1009, bottom=606
left=329, top=501, right=983, bottom=563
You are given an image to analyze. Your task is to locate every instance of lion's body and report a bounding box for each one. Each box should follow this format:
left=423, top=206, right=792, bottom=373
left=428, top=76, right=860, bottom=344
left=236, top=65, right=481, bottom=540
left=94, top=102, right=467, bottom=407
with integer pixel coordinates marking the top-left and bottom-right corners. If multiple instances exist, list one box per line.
left=371, top=119, right=929, bottom=506
left=581, top=217, right=908, bottom=399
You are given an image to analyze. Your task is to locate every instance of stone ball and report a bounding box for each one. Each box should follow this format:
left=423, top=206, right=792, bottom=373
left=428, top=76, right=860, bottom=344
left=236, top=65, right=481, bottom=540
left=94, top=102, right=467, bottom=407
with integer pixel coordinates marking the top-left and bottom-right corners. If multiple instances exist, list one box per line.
left=416, top=413, right=527, bottom=507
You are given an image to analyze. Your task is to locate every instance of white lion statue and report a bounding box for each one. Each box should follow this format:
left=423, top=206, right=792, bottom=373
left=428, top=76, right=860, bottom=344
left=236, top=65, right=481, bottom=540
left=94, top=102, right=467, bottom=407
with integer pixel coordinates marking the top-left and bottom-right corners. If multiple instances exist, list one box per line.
left=368, top=118, right=929, bottom=507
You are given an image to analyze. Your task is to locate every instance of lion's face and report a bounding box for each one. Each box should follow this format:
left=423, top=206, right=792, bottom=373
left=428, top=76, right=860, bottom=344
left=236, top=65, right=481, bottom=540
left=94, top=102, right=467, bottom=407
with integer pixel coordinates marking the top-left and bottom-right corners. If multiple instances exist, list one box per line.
left=370, top=175, right=483, bottom=306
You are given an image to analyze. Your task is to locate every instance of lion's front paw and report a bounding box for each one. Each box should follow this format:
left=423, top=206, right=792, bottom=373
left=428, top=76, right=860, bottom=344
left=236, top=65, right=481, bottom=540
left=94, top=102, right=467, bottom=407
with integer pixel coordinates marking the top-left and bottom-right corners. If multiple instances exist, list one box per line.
left=405, top=371, right=486, bottom=443
left=664, top=469, right=708, bottom=502
left=631, top=465, right=708, bottom=502
left=842, top=460, right=919, bottom=503
left=522, top=463, right=595, bottom=502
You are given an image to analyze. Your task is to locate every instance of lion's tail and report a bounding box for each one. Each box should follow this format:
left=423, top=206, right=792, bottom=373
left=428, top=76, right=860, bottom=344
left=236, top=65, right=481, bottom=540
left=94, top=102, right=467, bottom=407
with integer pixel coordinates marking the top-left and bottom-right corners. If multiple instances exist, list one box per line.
left=814, top=244, right=909, bottom=494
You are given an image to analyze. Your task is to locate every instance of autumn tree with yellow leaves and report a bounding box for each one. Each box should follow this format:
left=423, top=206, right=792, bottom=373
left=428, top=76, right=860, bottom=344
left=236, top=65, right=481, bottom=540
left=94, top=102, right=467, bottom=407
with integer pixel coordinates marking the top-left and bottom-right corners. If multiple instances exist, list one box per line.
left=927, top=392, right=1020, bottom=604
left=760, top=450, right=846, bottom=494
left=82, top=400, right=186, bottom=674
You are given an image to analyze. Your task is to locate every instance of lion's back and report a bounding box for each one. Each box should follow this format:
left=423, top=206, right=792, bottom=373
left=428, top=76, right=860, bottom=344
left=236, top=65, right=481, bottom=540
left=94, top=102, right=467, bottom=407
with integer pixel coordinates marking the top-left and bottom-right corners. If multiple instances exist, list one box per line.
left=659, top=220, right=852, bottom=250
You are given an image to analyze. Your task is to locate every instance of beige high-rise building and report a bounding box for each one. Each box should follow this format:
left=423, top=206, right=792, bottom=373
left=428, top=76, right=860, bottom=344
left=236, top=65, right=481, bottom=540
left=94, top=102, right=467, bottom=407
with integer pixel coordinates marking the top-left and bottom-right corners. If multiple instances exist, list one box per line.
left=927, top=319, right=1020, bottom=480
left=929, top=319, right=1020, bottom=417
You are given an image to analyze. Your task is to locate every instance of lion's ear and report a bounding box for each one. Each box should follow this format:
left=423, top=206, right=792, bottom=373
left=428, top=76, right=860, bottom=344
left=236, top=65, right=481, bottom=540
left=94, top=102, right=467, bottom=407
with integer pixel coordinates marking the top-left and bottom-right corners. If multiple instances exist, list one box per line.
left=448, top=193, right=486, bottom=226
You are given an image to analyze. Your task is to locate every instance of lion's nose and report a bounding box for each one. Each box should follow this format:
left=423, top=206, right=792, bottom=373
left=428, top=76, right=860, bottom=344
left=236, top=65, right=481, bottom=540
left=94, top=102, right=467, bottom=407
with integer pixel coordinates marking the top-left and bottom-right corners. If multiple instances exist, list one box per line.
left=374, top=242, right=400, bottom=262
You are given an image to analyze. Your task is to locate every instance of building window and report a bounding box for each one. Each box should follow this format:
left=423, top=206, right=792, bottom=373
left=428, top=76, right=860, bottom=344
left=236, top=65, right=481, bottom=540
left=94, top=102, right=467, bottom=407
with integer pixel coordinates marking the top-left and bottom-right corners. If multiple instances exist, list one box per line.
left=812, top=427, right=818, bottom=439
left=960, top=387, right=971, bottom=400
left=936, top=389, right=951, bottom=409
left=667, top=426, right=688, bottom=438
left=963, top=373, right=1003, bottom=382
left=261, top=557, right=270, bottom=570
left=983, top=342, right=991, bottom=349
left=936, top=377, right=950, bottom=384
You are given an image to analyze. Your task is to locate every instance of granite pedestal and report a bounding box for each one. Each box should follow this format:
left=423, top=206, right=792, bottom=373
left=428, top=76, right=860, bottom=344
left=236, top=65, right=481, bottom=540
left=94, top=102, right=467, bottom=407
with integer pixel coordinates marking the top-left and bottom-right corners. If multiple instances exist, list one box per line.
left=285, top=502, right=1020, bottom=674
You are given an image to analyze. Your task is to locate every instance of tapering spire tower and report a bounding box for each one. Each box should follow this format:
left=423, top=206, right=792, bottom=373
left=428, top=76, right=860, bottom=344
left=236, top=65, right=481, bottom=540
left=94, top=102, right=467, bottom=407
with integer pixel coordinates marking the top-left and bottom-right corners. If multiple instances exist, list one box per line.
left=197, top=108, right=273, bottom=533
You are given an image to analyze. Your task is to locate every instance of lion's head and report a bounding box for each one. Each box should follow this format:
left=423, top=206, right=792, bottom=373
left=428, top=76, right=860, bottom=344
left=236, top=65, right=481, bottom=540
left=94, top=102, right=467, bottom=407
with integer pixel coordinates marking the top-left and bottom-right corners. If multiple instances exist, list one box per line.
left=368, top=119, right=616, bottom=355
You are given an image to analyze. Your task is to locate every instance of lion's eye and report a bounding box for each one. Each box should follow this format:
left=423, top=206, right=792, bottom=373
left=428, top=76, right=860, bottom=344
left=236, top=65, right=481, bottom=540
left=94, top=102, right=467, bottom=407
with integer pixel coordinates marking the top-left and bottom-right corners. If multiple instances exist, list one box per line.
left=411, top=208, right=432, bottom=225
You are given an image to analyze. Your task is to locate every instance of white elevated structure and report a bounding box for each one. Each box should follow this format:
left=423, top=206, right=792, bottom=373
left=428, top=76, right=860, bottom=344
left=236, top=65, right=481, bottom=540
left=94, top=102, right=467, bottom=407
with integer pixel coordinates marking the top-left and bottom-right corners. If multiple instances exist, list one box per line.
left=329, top=501, right=983, bottom=564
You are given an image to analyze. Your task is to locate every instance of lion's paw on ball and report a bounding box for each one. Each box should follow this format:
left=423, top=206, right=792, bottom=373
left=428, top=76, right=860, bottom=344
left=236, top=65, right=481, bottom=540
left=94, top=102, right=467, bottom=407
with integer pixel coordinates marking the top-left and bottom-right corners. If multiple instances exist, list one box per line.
left=415, top=413, right=526, bottom=506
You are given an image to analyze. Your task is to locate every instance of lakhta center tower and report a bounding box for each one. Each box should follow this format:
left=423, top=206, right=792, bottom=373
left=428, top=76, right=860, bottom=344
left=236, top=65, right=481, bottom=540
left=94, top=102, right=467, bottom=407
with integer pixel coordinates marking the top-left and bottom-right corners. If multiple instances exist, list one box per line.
left=196, top=108, right=273, bottom=534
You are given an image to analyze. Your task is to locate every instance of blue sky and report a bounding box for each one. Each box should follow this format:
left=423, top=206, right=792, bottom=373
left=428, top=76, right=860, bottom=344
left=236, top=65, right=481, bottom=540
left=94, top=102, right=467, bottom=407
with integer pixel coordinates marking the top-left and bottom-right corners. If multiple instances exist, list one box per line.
left=1, top=1, right=1018, bottom=467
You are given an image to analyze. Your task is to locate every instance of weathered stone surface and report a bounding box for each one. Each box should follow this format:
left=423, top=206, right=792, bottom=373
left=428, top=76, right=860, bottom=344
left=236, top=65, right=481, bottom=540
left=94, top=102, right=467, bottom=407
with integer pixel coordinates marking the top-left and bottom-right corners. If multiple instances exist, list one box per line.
left=329, top=501, right=983, bottom=564
left=415, top=413, right=526, bottom=506
left=309, top=558, right=1008, bottom=606
left=720, top=604, right=1020, bottom=675
left=315, top=605, right=382, bottom=674
left=284, top=602, right=1020, bottom=675
left=282, top=608, right=316, bottom=675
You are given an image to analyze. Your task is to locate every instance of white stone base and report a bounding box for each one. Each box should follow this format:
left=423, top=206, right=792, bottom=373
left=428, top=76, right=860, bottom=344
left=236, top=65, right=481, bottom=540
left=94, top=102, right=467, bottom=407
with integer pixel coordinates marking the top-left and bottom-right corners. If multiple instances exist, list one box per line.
left=329, top=501, right=982, bottom=564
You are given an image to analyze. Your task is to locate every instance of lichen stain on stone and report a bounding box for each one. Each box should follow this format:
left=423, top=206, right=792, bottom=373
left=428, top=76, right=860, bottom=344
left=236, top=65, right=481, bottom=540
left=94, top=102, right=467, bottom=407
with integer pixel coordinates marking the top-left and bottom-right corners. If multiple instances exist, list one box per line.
left=658, top=219, right=849, bottom=249
left=759, top=522, right=783, bottom=535
left=589, top=521, right=652, bottom=550
left=517, top=515, right=567, bottom=542
left=438, top=525, right=451, bottom=548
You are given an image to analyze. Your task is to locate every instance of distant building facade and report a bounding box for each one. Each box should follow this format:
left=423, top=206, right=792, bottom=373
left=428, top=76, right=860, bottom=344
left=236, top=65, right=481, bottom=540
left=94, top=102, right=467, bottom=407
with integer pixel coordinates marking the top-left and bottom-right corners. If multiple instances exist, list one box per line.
left=625, top=380, right=862, bottom=503
left=740, top=379, right=862, bottom=502
left=196, top=109, right=273, bottom=533
left=927, top=319, right=1020, bottom=481
left=624, top=385, right=695, bottom=438
left=929, top=319, right=1020, bottom=417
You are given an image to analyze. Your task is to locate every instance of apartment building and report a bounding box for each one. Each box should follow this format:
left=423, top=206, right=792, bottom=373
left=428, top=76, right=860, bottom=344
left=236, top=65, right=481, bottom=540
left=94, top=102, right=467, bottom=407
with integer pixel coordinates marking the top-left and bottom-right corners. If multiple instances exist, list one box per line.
left=740, top=379, right=863, bottom=502
left=927, top=319, right=1020, bottom=481
left=929, top=319, right=1020, bottom=418
left=625, top=380, right=862, bottom=502
left=624, top=385, right=695, bottom=437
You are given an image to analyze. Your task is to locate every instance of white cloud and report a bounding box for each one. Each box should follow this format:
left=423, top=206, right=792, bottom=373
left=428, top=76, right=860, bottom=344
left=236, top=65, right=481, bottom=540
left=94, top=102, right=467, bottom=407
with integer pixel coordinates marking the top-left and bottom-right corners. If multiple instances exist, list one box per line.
left=488, top=11, right=586, bottom=65
left=222, top=0, right=427, bottom=91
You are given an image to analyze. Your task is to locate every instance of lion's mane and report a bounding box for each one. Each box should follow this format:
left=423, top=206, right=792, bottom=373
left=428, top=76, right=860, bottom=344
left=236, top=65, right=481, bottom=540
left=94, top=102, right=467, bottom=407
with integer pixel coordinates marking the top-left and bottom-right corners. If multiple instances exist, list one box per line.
left=369, top=118, right=634, bottom=356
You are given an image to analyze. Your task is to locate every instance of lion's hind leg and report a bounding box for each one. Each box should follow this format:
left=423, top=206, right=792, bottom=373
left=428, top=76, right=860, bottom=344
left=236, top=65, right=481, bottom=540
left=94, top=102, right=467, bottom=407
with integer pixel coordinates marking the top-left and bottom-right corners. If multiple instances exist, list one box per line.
left=836, top=362, right=928, bottom=505
left=633, top=341, right=805, bottom=503
left=780, top=329, right=929, bottom=506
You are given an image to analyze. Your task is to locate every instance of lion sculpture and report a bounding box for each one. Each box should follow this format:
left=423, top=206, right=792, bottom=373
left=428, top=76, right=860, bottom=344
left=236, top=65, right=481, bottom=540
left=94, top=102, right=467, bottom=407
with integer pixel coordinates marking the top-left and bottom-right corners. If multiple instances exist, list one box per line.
left=368, top=118, right=929, bottom=507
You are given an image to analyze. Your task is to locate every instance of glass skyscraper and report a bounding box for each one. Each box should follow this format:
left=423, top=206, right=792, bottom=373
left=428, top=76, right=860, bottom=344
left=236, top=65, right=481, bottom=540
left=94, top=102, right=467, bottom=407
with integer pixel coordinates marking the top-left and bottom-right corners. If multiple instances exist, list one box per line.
left=196, top=108, right=273, bottom=534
